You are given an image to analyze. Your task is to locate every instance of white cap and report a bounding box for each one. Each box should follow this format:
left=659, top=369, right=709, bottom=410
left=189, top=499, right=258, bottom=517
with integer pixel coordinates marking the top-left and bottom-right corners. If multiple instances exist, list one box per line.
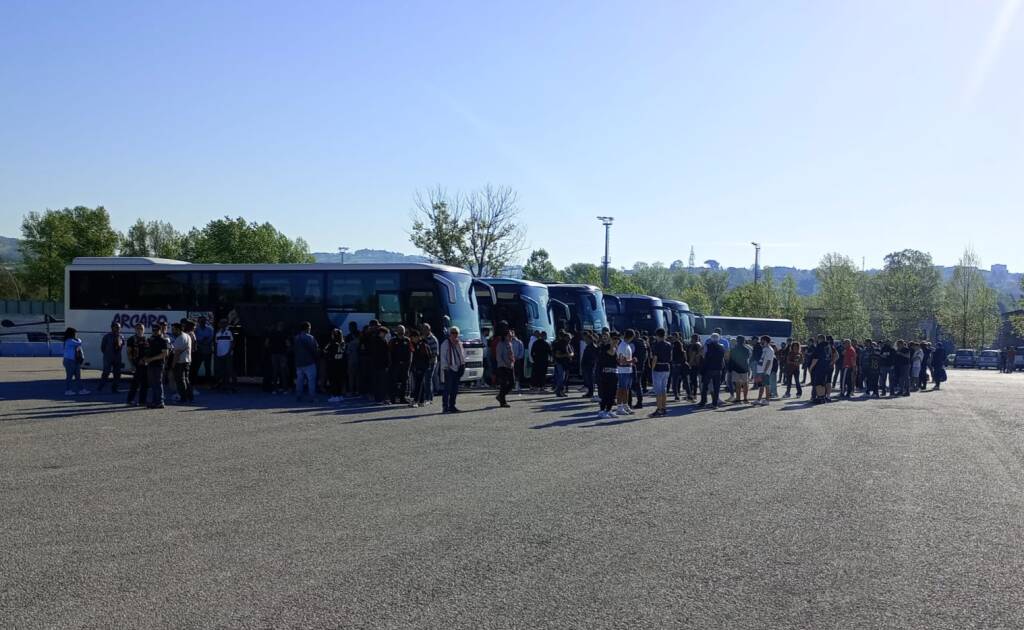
left=711, top=333, right=720, bottom=341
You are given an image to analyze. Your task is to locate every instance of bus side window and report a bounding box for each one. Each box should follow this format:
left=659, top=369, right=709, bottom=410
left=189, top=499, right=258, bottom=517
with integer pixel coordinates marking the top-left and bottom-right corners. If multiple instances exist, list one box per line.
left=378, top=292, right=402, bottom=326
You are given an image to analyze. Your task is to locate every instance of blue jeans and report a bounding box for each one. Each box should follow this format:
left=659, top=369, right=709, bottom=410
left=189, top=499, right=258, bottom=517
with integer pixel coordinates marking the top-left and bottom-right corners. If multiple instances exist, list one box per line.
left=554, top=363, right=568, bottom=395
left=425, top=362, right=437, bottom=402
left=443, top=369, right=460, bottom=411
left=63, top=358, right=81, bottom=390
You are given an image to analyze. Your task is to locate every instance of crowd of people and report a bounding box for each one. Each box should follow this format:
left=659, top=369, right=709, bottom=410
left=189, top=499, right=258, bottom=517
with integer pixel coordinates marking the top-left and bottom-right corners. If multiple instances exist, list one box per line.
left=482, top=326, right=953, bottom=419
left=60, top=318, right=965, bottom=418
left=60, top=317, right=472, bottom=413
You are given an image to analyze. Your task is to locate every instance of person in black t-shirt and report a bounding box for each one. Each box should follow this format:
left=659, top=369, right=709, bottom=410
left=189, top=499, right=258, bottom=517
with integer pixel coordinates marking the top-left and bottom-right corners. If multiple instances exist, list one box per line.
left=389, top=326, right=412, bottom=404
left=530, top=332, right=551, bottom=391
left=324, top=328, right=346, bottom=402
left=143, top=324, right=169, bottom=408
left=595, top=333, right=620, bottom=418
left=125, top=322, right=150, bottom=407
left=551, top=331, right=574, bottom=397
left=649, top=328, right=673, bottom=417
left=266, top=321, right=290, bottom=394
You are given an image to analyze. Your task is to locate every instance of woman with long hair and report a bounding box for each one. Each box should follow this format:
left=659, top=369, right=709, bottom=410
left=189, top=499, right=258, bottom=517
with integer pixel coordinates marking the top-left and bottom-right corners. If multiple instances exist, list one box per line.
left=62, top=327, right=89, bottom=396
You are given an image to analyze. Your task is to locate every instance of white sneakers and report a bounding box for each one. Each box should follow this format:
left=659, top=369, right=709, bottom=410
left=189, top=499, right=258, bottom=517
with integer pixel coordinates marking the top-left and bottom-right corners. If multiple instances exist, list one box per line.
left=598, top=410, right=620, bottom=419
left=615, top=405, right=634, bottom=416
left=64, top=389, right=75, bottom=396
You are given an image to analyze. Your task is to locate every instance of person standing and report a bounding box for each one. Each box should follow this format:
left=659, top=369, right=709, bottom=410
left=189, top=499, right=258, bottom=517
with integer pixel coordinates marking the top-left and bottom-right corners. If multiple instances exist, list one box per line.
left=293, top=321, right=320, bottom=402
left=408, top=330, right=431, bottom=407
left=649, top=328, right=673, bottom=417
left=839, top=339, right=857, bottom=399
left=97, top=322, right=125, bottom=393
left=61, top=327, right=89, bottom=395
left=614, top=330, right=635, bottom=416
left=346, top=321, right=362, bottom=397
left=171, top=321, right=193, bottom=404
left=325, top=328, right=347, bottom=403
left=910, top=342, right=924, bottom=391
left=440, top=327, right=466, bottom=413
left=530, top=331, right=552, bottom=392
left=754, top=336, right=775, bottom=405
left=551, top=331, right=574, bottom=397
left=266, top=321, right=290, bottom=394
left=389, top=325, right=412, bottom=404
left=698, top=333, right=726, bottom=408
left=931, top=341, right=947, bottom=389
left=494, top=330, right=515, bottom=408
left=809, top=334, right=833, bottom=404
left=125, top=323, right=150, bottom=406
left=729, top=336, right=752, bottom=404
left=143, top=323, right=169, bottom=408
left=878, top=341, right=894, bottom=396
left=595, top=333, right=619, bottom=419
left=510, top=330, right=526, bottom=394
left=862, top=340, right=881, bottom=398
left=783, top=340, right=802, bottom=398
left=894, top=340, right=912, bottom=397
left=685, top=334, right=703, bottom=402
left=669, top=335, right=688, bottom=401
left=421, top=323, right=440, bottom=404
left=214, top=319, right=236, bottom=392
left=193, top=316, right=214, bottom=385
left=580, top=332, right=597, bottom=400
left=1007, top=346, right=1017, bottom=374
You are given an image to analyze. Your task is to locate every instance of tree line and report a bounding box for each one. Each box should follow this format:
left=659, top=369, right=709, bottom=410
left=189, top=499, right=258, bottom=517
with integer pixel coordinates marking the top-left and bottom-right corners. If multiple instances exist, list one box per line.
left=4, top=206, right=313, bottom=301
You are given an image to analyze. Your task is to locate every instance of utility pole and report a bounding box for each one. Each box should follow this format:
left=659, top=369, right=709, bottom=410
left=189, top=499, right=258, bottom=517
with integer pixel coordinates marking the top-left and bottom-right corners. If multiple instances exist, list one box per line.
left=688, top=246, right=695, bottom=273
left=338, top=246, right=350, bottom=264
left=751, top=242, right=761, bottom=284
left=597, top=216, right=614, bottom=289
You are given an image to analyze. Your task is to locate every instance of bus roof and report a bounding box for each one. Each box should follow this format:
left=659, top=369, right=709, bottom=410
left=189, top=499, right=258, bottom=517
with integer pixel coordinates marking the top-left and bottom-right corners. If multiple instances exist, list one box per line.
left=480, top=277, right=548, bottom=289
left=544, top=283, right=601, bottom=292
left=661, top=300, right=690, bottom=311
left=68, top=257, right=471, bottom=274
left=614, top=294, right=663, bottom=302
left=701, top=315, right=792, bottom=323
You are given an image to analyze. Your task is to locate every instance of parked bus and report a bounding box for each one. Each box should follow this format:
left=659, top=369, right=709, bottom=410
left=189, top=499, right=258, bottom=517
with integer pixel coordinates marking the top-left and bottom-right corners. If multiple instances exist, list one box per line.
left=694, top=315, right=793, bottom=347
left=660, top=299, right=693, bottom=339
left=475, top=278, right=567, bottom=341
left=604, top=294, right=667, bottom=336
left=64, top=257, right=485, bottom=381
left=545, top=284, right=610, bottom=334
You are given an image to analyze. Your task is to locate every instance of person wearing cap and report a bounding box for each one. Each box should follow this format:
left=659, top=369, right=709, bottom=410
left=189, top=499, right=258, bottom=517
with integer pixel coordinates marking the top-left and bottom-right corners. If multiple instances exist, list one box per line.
left=142, top=323, right=169, bottom=408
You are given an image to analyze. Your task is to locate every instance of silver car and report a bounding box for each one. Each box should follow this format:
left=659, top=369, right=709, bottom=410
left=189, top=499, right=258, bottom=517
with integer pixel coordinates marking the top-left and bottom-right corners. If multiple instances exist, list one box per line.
left=976, top=350, right=1000, bottom=370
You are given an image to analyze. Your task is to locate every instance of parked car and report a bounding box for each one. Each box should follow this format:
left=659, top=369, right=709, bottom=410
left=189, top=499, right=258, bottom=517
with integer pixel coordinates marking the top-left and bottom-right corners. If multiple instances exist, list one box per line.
left=1015, top=347, right=1024, bottom=371
left=977, top=349, right=1001, bottom=370
left=953, top=349, right=977, bottom=368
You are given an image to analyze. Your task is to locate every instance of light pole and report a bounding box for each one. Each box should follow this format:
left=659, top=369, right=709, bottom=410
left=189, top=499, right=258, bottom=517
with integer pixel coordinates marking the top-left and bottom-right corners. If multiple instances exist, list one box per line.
left=751, top=242, right=761, bottom=284
left=597, top=216, right=614, bottom=289
left=338, top=246, right=350, bottom=264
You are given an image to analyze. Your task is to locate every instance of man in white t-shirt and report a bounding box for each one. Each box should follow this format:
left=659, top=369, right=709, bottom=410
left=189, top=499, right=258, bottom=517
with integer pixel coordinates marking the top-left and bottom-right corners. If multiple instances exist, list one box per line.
left=615, top=330, right=635, bottom=415
left=171, top=321, right=193, bottom=403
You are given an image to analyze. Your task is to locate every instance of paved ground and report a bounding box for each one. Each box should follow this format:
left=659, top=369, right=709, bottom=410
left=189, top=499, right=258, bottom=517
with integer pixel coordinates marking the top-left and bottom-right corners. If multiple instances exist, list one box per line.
left=2, top=358, right=1023, bottom=629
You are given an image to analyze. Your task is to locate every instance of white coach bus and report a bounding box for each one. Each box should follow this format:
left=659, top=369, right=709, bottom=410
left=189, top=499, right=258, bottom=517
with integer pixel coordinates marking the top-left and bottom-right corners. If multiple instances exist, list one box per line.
left=64, top=257, right=485, bottom=381
left=694, top=315, right=793, bottom=347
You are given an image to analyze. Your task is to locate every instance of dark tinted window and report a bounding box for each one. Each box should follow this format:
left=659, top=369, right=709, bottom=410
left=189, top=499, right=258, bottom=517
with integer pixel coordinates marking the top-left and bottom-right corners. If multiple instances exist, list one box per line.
left=326, top=271, right=399, bottom=310
left=135, top=272, right=191, bottom=309
left=251, top=271, right=323, bottom=304
left=69, top=271, right=137, bottom=309
left=213, top=272, right=246, bottom=306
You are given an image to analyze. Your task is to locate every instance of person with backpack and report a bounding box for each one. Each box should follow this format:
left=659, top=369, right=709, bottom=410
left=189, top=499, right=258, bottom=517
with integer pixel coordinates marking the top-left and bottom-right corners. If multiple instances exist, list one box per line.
left=685, top=334, right=703, bottom=402
left=61, top=327, right=89, bottom=396
left=728, top=335, right=752, bottom=404
left=551, top=330, right=574, bottom=397
left=862, top=340, right=881, bottom=398
left=595, top=332, right=620, bottom=419
left=670, top=334, right=689, bottom=401
left=325, top=328, right=347, bottom=403
left=809, top=334, right=832, bottom=404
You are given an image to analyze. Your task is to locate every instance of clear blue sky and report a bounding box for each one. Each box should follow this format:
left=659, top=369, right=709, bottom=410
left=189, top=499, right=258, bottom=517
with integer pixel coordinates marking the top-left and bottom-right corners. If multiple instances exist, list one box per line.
left=2, top=1, right=1022, bottom=271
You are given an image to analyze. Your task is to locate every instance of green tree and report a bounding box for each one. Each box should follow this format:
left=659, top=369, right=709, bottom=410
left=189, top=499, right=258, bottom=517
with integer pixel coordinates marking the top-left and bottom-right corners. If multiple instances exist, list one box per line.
left=607, top=269, right=644, bottom=295
left=877, top=249, right=941, bottom=340
left=561, top=262, right=602, bottom=286
left=522, top=248, right=562, bottom=283
left=631, top=262, right=674, bottom=298
left=1012, top=276, right=1024, bottom=338
left=699, top=269, right=730, bottom=315
left=408, top=187, right=469, bottom=268
left=720, top=269, right=780, bottom=319
left=679, top=281, right=711, bottom=315
left=120, top=219, right=186, bottom=259
left=814, top=253, right=871, bottom=339
left=778, top=275, right=808, bottom=339
left=19, top=206, right=120, bottom=300
left=938, top=246, right=1000, bottom=348
left=185, top=217, right=313, bottom=264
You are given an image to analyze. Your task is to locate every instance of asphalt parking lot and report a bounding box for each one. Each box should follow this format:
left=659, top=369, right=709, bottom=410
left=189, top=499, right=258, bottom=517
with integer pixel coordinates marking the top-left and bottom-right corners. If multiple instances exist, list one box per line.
left=2, top=358, right=1023, bottom=629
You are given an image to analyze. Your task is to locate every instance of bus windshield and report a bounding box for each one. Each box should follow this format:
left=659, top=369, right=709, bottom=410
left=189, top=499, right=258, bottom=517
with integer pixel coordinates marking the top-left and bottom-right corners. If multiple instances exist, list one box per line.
left=439, top=272, right=482, bottom=343
left=697, top=316, right=792, bottom=340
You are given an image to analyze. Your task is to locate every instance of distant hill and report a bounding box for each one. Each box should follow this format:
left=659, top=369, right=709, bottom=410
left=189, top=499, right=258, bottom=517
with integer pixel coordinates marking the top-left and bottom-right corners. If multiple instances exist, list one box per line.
left=312, top=248, right=429, bottom=264
left=0, top=236, right=21, bottom=262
